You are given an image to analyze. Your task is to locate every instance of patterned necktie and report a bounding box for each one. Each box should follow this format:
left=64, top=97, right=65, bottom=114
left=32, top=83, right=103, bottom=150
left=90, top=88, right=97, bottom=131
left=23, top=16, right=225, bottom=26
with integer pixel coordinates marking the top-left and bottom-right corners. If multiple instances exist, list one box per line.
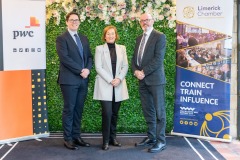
left=137, top=33, right=147, bottom=66
left=74, top=34, right=84, bottom=66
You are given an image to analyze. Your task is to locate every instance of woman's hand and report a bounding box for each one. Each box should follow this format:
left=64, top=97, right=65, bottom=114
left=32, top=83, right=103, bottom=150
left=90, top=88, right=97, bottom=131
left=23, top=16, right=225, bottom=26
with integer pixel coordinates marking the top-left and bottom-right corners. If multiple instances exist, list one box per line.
left=111, top=78, right=121, bottom=87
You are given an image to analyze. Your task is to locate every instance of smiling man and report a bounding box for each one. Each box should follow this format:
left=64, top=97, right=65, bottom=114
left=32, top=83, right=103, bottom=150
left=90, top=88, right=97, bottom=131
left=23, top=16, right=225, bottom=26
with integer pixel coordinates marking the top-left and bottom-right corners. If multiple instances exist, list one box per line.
left=56, top=12, right=93, bottom=150
left=131, top=13, right=167, bottom=153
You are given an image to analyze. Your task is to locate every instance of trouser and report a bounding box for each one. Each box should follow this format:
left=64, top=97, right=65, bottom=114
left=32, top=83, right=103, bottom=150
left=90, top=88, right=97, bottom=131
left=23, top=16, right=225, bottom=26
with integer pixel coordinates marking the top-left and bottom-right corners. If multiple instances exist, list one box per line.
left=100, top=89, right=121, bottom=144
left=139, top=82, right=166, bottom=143
left=60, top=82, right=87, bottom=141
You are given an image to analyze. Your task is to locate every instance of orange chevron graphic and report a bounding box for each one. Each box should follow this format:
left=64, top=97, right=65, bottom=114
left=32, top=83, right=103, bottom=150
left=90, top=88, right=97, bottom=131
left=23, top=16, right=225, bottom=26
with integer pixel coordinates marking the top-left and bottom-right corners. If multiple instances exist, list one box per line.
left=25, top=17, right=40, bottom=28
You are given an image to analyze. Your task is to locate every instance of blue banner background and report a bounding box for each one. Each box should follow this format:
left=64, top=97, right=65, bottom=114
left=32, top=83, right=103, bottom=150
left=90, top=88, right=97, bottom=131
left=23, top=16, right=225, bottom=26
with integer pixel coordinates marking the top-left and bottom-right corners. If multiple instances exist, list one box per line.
left=173, top=67, right=230, bottom=138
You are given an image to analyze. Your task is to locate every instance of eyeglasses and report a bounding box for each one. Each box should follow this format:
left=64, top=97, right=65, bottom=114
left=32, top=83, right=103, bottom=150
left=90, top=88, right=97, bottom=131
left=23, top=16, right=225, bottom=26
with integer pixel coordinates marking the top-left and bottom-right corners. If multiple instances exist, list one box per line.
left=140, top=19, right=152, bottom=23
left=68, top=19, right=80, bottom=23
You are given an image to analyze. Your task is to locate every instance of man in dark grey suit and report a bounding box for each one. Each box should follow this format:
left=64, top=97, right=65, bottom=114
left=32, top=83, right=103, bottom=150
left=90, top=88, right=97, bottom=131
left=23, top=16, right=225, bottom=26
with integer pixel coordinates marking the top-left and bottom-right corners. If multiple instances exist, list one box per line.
left=56, top=12, right=93, bottom=150
left=132, top=13, right=167, bottom=153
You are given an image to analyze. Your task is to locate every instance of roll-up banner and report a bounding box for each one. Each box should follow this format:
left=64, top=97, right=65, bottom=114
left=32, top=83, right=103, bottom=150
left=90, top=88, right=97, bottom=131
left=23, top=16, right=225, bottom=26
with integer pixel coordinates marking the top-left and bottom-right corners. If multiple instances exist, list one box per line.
left=172, top=0, right=233, bottom=142
left=0, top=0, right=49, bottom=144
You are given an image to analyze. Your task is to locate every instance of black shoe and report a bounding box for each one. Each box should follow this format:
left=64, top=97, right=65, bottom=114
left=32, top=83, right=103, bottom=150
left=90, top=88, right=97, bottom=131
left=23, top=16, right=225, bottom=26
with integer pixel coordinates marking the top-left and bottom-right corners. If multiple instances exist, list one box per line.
left=148, top=142, right=166, bottom=153
left=73, top=138, right=90, bottom=147
left=109, top=139, right=121, bottom=147
left=102, top=143, right=109, bottom=150
left=135, top=137, right=156, bottom=146
left=64, top=140, right=78, bottom=150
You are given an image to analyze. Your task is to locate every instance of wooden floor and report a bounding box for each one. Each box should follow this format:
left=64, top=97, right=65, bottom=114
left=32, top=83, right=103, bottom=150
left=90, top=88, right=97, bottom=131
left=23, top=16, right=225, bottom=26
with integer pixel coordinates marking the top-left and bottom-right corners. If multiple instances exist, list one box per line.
left=210, top=139, right=240, bottom=160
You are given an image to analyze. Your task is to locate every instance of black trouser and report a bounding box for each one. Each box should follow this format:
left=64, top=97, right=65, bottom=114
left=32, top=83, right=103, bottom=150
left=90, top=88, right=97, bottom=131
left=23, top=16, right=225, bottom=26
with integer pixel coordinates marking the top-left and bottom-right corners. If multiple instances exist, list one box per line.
left=60, top=82, right=87, bottom=141
left=100, top=89, right=121, bottom=144
left=139, top=82, right=166, bottom=144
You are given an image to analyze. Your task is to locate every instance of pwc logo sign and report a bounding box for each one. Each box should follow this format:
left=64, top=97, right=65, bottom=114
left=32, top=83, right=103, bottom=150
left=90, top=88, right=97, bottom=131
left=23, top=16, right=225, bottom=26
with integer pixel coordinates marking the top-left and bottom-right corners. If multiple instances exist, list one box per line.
left=13, top=17, right=40, bottom=39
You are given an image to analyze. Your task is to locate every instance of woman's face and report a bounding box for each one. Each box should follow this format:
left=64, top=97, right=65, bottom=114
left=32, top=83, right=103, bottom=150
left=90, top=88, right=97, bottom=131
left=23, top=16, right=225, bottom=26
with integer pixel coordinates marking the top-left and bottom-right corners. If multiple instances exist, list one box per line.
left=105, top=28, right=116, bottom=43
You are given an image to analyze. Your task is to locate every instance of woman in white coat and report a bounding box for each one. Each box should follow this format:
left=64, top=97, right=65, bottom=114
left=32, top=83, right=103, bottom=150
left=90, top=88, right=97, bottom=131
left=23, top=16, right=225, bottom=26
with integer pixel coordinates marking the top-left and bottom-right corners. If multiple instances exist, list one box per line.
left=93, top=25, right=129, bottom=150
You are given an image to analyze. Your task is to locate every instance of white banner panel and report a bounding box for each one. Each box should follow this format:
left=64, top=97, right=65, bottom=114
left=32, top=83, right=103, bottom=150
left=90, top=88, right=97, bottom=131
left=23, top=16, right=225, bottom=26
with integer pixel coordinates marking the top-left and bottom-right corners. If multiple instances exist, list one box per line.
left=2, top=0, right=46, bottom=70
left=176, top=0, right=233, bottom=35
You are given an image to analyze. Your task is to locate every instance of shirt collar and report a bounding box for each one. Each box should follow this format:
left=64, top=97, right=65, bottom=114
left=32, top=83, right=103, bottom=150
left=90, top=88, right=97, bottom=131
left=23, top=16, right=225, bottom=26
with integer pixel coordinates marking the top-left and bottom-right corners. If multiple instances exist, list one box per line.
left=68, top=29, right=77, bottom=36
left=144, top=27, right=153, bottom=36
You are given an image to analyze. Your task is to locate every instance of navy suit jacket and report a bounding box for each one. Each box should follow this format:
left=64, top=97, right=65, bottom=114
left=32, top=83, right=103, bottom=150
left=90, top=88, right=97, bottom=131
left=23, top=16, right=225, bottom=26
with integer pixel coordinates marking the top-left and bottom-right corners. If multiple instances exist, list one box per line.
left=132, top=29, right=166, bottom=85
left=56, top=31, right=93, bottom=85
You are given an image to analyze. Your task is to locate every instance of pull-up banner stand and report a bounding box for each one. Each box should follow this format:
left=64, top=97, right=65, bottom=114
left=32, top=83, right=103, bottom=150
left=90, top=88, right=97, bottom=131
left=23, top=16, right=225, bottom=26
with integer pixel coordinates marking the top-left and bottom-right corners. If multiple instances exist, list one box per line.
left=172, top=0, right=233, bottom=142
left=0, top=0, right=49, bottom=144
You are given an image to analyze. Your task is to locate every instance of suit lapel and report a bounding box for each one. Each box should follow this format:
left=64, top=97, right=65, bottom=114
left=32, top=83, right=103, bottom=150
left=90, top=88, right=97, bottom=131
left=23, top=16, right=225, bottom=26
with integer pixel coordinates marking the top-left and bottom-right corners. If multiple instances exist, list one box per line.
left=66, top=31, right=79, bottom=53
left=141, top=30, right=155, bottom=62
left=79, top=34, right=86, bottom=65
left=67, top=31, right=86, bottom=66
left=135, top=37, right=142, bottom=63
left=103, top=43, right=113, bottom=74
left=115, top=44, right=121, bottom=75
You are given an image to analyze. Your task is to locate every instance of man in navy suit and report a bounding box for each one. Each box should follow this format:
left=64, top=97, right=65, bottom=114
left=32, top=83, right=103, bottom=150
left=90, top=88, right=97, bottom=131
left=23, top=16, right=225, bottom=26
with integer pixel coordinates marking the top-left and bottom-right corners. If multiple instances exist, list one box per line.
left=132, top=13, right=167, bottom=153
left=56, top=12, right=93, bottom=150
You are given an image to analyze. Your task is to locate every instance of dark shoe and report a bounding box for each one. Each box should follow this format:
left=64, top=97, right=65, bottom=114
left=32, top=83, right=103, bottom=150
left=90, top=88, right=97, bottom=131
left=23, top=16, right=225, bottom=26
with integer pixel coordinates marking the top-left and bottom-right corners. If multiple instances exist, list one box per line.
left=135, top=137, right=156, bottom=146
left=148, top=142, right=166, bottom=153
left=64, top=140, right=78, bottom=150
left=109, top=139, right=121, bottom=147
left=73, top=138, right=90, bottom=147
left=102, top=143, right=109, bottom=150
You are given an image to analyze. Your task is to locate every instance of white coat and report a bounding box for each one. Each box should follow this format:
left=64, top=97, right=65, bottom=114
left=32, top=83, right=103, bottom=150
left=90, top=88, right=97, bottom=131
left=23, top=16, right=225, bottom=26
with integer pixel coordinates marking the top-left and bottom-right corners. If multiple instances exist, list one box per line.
left=93, top=43, right=129, bottom=102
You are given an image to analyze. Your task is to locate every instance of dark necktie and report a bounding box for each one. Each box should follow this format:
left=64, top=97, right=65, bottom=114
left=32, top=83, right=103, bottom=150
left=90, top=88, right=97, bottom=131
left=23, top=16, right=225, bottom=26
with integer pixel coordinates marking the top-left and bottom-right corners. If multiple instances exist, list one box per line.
left=137, top=33, right=147, bottom=66
left=74, top=34, right=84, bottom=66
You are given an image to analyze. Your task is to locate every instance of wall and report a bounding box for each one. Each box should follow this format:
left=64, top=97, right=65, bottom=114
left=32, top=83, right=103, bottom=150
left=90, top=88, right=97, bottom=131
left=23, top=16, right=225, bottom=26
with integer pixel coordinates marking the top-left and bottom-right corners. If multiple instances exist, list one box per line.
left=230, top=0, right=238, bottom=138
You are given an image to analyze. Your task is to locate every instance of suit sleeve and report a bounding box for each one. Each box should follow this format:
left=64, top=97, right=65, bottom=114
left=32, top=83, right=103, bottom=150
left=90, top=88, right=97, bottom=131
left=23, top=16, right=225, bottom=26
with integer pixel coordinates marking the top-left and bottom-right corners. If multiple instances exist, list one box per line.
left=56, top=35, right=82, bottom=75
left=95, top=46, right=113, bottom=83
left=142, top=34, right=166, bottom=76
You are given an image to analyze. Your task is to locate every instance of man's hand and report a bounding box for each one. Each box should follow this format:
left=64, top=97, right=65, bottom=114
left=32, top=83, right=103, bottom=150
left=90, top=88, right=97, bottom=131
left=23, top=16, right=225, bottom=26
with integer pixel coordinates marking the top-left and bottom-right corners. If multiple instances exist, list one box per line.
left=80, top=69, right=90, bottom=79
left=134, top=70, right=145, bottom=80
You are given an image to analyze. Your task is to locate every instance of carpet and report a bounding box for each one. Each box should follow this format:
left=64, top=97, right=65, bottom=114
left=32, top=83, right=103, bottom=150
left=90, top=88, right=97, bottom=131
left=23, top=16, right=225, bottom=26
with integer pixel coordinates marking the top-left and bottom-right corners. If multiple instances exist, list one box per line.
left=0, top=133, right=225, bottom=160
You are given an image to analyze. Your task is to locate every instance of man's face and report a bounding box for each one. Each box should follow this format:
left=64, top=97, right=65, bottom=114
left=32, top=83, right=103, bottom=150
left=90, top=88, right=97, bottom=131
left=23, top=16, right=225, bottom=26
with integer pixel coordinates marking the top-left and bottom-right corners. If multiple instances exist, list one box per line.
left=66, top=14, right=80, bottom=32
left=139, top=14, right=154, bottom=32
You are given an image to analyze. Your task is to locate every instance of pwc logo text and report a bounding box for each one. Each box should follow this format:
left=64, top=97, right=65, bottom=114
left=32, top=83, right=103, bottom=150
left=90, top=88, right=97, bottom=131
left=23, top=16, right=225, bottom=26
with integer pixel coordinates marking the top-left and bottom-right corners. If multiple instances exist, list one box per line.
left=13, top=17, right=40, bottom=39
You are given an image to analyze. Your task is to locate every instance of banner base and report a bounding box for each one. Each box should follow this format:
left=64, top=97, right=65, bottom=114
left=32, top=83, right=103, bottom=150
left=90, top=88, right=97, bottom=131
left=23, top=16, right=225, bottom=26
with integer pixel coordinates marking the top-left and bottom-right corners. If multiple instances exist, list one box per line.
left=171, top=131, right=232, bottom=143
left=0, top=133, right=49, bottom=144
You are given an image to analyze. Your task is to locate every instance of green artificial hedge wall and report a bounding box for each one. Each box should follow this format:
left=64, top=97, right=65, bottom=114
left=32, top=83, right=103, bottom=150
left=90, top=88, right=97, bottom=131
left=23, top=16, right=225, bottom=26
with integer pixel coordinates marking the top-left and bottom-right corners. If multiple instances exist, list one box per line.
left=46, top=16, right=176, bottom=133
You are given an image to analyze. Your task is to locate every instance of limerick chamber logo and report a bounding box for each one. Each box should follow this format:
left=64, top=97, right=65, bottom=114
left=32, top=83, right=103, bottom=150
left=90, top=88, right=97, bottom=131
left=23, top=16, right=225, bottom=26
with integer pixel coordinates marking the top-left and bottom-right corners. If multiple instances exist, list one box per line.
left=25, top=17, right=40, bottom=28
left=183, top=6, right=195, bottom=19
